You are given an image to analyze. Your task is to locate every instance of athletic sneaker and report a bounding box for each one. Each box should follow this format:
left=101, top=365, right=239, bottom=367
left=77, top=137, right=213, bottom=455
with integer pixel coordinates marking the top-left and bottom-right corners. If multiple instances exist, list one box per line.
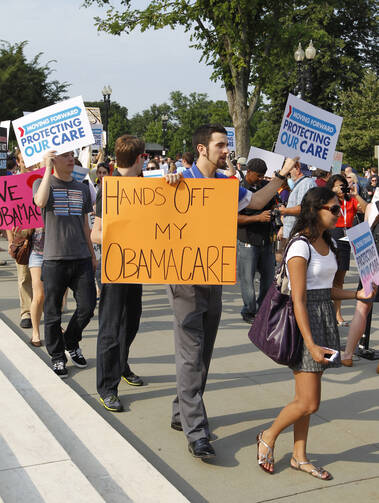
left=100, top=395, right=124, bottom=412
left=122, top=371, right=144, bottom=386
left=53, top=360, right=68, bottom=379
left=67, top=347, right=87, bottom=368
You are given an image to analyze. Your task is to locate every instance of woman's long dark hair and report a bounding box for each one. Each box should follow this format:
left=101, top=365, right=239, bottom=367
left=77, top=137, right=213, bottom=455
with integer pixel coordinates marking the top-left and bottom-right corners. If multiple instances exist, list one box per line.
left=326, top=174, right=350, bottom=201
left=289, top=187, right=338, bottom=255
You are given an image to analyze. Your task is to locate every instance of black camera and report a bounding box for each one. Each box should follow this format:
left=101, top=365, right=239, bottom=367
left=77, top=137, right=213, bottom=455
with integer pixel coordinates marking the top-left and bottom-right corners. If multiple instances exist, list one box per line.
left=271, top=208, right=283, bottom=231
left=342, top=185, right=350, bottom=194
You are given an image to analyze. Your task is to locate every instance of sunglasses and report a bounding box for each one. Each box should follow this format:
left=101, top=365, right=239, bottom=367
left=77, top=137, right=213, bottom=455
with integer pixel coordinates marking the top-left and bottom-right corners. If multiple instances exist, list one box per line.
left=321, top=205, right=341, bottom=216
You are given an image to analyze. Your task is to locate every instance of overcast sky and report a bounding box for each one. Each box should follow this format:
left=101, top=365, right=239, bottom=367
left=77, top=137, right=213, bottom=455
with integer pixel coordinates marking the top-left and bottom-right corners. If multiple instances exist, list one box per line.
left=2, top=0, right=226, bottom=117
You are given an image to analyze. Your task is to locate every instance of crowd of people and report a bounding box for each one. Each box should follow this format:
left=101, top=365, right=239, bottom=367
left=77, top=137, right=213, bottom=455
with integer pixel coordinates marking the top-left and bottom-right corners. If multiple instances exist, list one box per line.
left=2, top=124, right=378, bottom=477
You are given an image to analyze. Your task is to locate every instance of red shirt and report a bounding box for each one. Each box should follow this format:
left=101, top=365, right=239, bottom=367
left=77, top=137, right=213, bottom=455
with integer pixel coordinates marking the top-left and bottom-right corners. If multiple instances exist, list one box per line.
left=315, top=178, right=327, bottom=187
left=336, top=197, right=358, bottom=228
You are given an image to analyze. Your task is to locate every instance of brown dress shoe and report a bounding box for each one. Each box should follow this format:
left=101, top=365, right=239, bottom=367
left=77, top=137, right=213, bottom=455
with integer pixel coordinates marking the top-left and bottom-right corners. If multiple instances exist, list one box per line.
left=341, top=358, right=353, bottom=367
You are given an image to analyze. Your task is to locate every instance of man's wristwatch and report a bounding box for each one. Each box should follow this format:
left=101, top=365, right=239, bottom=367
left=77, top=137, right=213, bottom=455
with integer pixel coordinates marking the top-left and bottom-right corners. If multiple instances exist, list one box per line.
left=275, top=171, right=286, bottom=181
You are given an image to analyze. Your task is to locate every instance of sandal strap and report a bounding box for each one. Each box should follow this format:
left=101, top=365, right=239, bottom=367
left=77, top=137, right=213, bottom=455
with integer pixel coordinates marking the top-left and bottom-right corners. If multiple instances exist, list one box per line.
left=258, top=433, right=274, bottom=464
left=291, top=456, right=311, bottom=468
left=311, top=466, right=328, bottom=478
left=258, top=453, right=274, bottom=465
left=258, top=435, right=274, bottom=458
left=292, top=457, right=330, bottom=479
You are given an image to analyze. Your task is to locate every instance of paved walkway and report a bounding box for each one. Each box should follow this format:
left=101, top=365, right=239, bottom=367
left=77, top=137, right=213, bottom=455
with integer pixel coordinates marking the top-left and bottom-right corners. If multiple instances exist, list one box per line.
left=0, top=238, right=378, bottom=502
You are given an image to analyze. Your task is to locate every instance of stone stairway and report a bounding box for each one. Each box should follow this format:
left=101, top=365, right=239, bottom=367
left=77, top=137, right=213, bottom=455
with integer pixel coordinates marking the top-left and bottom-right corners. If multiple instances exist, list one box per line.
left=0, top=319, right=188, bottom=503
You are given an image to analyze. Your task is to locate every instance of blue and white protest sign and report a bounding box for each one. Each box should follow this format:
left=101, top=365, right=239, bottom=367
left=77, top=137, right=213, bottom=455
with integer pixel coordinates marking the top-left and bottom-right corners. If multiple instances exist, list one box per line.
left=225, top=127, right=236, bottom=150
left=247, top=146, right=284, bottom=178
left=275, top=94, right=343, bottom=171
left=86, top=107, right=103, bottom=148
left=72, top=164, right=90, bottom=182
left=347, top=222, right=379, bottom=295
left=91, top=125, right=103, bottom=148
left=13, top=96, right=95, bottom=168
left=332, top=151, right=343, bottom=174
left=143, top=168, right=166, bottom=178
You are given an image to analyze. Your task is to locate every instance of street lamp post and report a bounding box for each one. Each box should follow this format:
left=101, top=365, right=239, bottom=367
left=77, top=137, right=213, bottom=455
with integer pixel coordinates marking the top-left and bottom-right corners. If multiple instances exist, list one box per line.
left=161, top=114, right=168, bottom=156
left=102, top=85, right=112, bottom=156
left=294, top=40, right=316, bottom=100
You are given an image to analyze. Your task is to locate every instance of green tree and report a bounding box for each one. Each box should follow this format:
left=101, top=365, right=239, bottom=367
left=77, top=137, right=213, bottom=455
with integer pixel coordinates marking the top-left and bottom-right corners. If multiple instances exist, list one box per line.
left=84, top=0, right=377, bottom=157
left=129, top=103, right=171, bottom=139
left=337, top=70, right=378, bottom=170
left=0, top=40, right=69, bottom=121
left=85, top=100, right=129, bottom=153
left=253, top=1, right=378, bottom=152
left=128, top=91, right=232, bottom=156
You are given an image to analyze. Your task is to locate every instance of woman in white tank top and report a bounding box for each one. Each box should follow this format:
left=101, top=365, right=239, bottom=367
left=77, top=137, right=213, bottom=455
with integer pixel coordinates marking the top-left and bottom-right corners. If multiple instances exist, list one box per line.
left=256, top=187, right=377, bottom=480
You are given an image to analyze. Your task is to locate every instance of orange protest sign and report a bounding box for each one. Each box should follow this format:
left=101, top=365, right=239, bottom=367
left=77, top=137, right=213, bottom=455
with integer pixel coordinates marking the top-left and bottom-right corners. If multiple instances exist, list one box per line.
left=101, top=176, right=239, bottom=284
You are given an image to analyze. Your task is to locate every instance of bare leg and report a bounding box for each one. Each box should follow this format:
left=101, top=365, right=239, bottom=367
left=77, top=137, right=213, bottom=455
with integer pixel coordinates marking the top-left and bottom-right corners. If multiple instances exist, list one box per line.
left=259, top=371, right=322, bottom=473
left=333, top=270, right=347, bottom=323
left=30, top=267, right=44, bottom=343
left=342, top=301, right=372, bottom=359
left=292, top=372, right=321, bottom=462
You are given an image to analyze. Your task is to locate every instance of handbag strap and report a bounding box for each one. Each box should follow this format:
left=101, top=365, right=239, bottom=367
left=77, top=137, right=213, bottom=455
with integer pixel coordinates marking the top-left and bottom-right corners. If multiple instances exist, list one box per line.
left=277, top=235, right=311, bottom=288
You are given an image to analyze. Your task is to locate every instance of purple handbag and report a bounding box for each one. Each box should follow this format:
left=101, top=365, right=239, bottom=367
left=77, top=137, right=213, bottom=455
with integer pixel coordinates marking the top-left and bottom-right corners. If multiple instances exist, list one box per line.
left=248, top=236, right=310, bottom=366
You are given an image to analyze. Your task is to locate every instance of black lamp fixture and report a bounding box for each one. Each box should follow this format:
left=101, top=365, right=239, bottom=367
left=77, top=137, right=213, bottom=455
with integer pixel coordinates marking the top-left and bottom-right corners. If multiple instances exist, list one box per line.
left=161, top=114, right=168, bottom=155
left=294, top=40, right=316, bottom=100
left=102, top=85, right=112, bottom=155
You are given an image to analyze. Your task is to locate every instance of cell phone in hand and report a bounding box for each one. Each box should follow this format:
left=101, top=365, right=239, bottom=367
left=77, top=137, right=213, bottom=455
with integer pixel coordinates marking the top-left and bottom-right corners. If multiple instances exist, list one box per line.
left=323, top=347, right=339, bottom=363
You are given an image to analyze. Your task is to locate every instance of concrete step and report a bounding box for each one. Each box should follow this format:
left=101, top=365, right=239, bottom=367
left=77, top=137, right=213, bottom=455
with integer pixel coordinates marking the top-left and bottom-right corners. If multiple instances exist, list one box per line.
left=0, top=369, right=105, bottom=503
left=0, top=318, right=189, bottom=503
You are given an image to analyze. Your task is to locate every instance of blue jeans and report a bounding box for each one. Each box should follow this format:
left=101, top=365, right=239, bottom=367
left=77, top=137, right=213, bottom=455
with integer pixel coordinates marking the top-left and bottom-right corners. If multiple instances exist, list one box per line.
left=237, top=240, right=275, bottom=317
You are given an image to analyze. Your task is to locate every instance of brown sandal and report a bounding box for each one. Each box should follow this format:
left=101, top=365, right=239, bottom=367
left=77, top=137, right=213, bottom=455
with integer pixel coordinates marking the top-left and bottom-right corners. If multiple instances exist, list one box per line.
left=256, top=432, right=274, bottom=474
left=291, top=456, right=332, bottom=480
left=30, top=339, right=42, bottom=347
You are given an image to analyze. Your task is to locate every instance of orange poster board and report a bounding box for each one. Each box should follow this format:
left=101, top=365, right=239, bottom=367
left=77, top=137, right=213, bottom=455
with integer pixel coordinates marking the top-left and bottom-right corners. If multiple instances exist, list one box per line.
left=101, top=176, right=239, bottom=284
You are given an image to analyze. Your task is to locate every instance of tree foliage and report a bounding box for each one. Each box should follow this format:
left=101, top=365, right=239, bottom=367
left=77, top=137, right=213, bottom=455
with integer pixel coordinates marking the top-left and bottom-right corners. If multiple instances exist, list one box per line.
left=254, top=1, right=379, bottom=151
left=0, top=40, right=69, bottom=122
left=84, top=0, right=378, bottom=157
left=85, top=100, right=129, bottom=152
left=337, top=70, right=378, bottom=170
left=128, top=91, right=231, bottom=156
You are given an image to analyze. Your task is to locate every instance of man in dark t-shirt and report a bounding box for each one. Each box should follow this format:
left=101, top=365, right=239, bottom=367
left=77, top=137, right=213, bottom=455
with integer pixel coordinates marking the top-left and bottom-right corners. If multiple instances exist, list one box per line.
left=33, top=150, right=96, bottom=378
left=237, top=158, right=277, bottom=323
left=91, top=135, right=145, bottom=413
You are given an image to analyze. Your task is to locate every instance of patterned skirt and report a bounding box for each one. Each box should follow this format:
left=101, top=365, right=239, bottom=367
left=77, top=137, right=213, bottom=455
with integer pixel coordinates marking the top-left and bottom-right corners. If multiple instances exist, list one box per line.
left=290, top=288, right=341, bottom=372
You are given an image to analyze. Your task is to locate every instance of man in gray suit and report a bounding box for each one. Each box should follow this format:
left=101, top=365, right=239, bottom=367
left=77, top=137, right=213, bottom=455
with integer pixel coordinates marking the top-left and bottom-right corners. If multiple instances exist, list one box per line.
left=166, top=124, right=298, bottom=459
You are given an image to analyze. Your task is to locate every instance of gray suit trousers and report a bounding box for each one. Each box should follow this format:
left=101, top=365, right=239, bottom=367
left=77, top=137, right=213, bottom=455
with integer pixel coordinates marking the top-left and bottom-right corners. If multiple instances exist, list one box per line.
left=167, top=284, right=222, bottom=442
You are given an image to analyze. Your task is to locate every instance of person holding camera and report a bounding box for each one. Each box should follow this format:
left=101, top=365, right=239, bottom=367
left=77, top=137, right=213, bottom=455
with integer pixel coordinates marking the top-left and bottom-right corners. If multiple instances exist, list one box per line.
left=237, top=159, right=278, bottom=323
left=326, top=174, right=367, bottom=326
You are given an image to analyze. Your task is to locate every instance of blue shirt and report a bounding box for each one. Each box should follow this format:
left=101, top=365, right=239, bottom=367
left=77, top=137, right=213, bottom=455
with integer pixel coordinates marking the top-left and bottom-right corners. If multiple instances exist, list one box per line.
left=283, top=176, right=317, bottom=238
left=182, top=163, right=251, bottom=211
